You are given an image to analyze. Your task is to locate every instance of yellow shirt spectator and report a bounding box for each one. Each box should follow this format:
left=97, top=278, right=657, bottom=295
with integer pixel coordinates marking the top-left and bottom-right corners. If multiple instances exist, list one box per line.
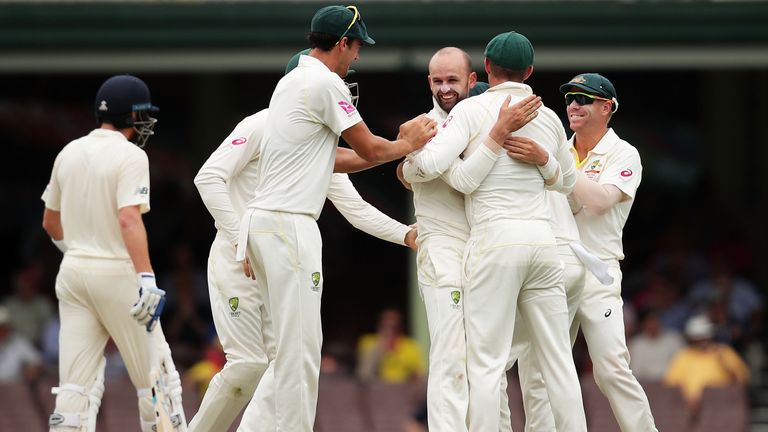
left=356, top=308, right=426, bottom=383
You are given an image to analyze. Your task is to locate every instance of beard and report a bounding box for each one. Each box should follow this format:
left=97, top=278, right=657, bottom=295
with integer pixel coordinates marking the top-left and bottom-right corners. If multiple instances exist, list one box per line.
left=434, top=89, right=466, bottom=113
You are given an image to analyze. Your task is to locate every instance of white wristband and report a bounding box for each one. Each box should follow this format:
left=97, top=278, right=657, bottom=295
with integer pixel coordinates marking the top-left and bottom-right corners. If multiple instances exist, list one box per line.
left=537, top=150, right=558, bottom=180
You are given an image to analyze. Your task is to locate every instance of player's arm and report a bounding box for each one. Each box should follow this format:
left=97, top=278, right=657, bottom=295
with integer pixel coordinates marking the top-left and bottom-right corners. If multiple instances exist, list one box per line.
left=334, top=146, right=381, bottom=173
left=341, top=114, right=436, bottom=163
left=571, top=151, right=641, bottom=215
left=327, top=173, right=413, bottom=248
left=503, top=136, right=562, bottom=187
left=119, top=205, right=153, bottom=273
left=194, top=114, right=263, bottom=246
left=42, top=208, right=67, bottom=253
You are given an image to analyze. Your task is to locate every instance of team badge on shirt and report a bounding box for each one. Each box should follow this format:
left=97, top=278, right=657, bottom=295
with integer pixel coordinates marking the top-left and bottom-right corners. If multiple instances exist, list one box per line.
left=585, top=159, right=603, bottom=180
left=311, top=272, right=322, bottom=292
left=337, top=101, right=357, bottom=115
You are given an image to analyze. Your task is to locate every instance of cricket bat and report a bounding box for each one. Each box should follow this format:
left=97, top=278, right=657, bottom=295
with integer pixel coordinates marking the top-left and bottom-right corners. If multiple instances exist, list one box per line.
left=148, top=326, right=175, bottom=432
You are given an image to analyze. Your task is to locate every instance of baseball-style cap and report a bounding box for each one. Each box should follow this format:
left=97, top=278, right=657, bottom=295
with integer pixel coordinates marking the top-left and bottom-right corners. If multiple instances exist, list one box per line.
left=95, top=74, right=159, bottom=116
left=311, top=5, right=375, bottom=45
left=484, top=31, right=534, bottom=70
left=559, top=73, right=617, bottom=101
left=469, top=81, right=490, bottom=97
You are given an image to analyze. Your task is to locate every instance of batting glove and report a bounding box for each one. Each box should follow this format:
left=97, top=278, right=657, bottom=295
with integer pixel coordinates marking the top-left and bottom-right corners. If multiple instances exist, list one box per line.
left=129, top=272, right=166, bottom=331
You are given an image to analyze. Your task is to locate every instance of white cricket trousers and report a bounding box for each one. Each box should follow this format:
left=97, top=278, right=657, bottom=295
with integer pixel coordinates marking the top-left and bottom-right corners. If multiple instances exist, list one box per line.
left=416, top=234, right=469, bottom=432
left=189, top=232, right=275, bottom=432
left=574, top=265, right=658, bottom=432
left=463, top=220, right=586, bottom=432
left=239, top=209, right=323, bottom=432
left=53, top=255, right=158, bottom=429
left=500, top=245, right=586, bottom=432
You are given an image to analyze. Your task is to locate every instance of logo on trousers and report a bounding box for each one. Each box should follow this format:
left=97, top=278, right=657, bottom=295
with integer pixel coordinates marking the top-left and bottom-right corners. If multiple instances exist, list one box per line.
left=311, top=272, right=321, bottom=292
left=229, top=297, right=240, bottom=317
left=604, top=309, right=612, bottom=318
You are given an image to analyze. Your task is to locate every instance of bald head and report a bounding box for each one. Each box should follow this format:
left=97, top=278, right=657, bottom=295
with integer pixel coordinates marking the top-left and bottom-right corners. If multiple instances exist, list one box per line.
left=428, top=47, right=477, bottom=113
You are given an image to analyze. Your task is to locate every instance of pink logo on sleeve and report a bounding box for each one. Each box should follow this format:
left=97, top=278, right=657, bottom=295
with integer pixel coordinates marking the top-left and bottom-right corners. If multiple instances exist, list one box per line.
left=338, top=101, right=357, bottom=114
left=231, top=137, right=247, bottom=146
left=620, top=168, right=633, bottom=177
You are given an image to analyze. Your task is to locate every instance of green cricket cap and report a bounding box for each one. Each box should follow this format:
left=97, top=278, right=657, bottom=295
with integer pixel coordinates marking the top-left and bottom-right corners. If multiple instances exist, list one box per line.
left=484, top=31, right=534, bottom=70
left=469, top=81, right=490, bottom=97
left=559, top=73, right=617, bottom=101
left=310, top=5, right=375, bottom=45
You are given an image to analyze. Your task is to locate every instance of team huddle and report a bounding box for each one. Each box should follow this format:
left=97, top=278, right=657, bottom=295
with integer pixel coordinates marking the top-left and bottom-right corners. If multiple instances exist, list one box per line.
left=41, top=3, right=653, bottom=432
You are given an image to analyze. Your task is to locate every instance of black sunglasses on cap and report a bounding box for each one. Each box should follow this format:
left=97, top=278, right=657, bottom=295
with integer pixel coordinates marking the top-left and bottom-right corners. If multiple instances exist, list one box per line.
left=565, top=92, right=619, bottom=113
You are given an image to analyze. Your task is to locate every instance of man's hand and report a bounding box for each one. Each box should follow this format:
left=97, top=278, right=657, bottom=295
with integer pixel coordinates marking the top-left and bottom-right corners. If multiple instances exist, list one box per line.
left=404, top=224, right=418, bottom=251
left=396, top=160, right=412, bottom=191
left=399, top=114, right=437, bottom=152
left=242, top=256, right=256, bottom=280
left=129, top=272, right=166, bottom=331
left=489, top=94, right=542, bottom=144
left=503, top=136, right=549, bottom=166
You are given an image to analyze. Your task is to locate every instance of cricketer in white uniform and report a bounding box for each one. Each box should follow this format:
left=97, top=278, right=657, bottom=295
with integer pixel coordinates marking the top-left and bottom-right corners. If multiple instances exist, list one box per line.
left=405, top=32, right=587, bottom=432
left=561, top=73, right=657, bottom=431
left=41, top=75, right=184, bottom=432
left=401, top=47, right=543, bottom=432
left=233, top=6, right=436, bottom=431
left=192, top=93, right=416, bottom=432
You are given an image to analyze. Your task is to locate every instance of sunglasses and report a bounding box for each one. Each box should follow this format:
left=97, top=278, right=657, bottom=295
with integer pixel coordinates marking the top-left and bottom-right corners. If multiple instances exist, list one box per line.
left=564, top=92, right=612, bottom=106
left=335, top=5, right=361, bottom=46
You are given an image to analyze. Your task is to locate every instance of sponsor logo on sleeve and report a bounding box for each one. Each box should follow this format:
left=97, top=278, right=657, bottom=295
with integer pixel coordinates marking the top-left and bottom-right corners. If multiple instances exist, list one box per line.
left=442, top=115, right=453, bottom=128
left=231, top=137, right=247, bottom=146
left=135, top=186, right=149, bottom=196
left=338, top=101, right=357, bottom=115
left=620, top=168, right=634, bottom=181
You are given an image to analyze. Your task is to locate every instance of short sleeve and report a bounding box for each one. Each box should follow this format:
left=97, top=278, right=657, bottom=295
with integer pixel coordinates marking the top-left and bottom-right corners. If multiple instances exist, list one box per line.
left=600, top=145, right=642, bottom=199
left=313, top=76, right=362, bottom=136
left=117, top=149, right=151, bottom=213
left=41, top=154, right=62, bottom=210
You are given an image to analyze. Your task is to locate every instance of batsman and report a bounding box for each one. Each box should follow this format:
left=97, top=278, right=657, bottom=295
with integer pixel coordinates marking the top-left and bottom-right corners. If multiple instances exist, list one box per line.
left=41, top=75, right=186, bottom=431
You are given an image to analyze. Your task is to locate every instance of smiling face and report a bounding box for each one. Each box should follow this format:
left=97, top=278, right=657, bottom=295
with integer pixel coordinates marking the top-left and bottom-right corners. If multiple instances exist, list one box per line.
left=564, top=86, right=614, bottom=132
left=428, top=48, right=476, bottom=113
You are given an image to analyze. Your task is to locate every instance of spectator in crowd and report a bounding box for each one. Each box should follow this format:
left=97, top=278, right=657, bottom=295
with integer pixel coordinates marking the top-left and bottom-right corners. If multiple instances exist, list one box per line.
left=632, top=270, right=690, bottom=332
left=628, top=309, right=684, bottom=382
left=320, top=340, right=356, bottom=377
left=356, top=308, right=425, bottom=384
left=0, top=306, right=43, bottom=383
left=664, top=314, right=749, bottom=417
left=2, top=261, right=54, bottom=346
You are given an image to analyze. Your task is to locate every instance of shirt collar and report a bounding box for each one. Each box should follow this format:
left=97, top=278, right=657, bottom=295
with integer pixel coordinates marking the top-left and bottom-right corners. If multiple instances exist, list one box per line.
left=486, top=81, right=533, bottom=97
left=589, top=128, right=620, bottom=155
left=298, top=54, right=332, bottom=73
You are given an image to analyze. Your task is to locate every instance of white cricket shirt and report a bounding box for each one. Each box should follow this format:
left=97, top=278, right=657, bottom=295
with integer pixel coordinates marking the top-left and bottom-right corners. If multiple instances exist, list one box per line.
left=409, top=82, right=568, bottom=226
left=246, top=55, right=362, bottom=219
left=404, top=99, right=470, bottom=241
left=41, top=129, right=150, bottom=260
left=571, top=128, right=642, bottom=261
left=195, top=109, right=409, bottom=247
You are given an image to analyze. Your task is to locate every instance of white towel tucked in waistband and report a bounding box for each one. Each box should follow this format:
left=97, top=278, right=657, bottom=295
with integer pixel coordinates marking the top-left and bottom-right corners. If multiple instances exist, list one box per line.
left=569, top=242, right=614, bottom=286
left=235, top=208, right=255, bottom=262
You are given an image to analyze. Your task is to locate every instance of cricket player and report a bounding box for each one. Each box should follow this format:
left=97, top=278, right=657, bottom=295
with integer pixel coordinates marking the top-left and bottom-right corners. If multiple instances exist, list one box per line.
left=562, top=73, right=658, bottom=431
left=403, top=32, right=587, bottom=431
left=190, top=52, right=418, bottom=432
left=398, top=47, right=542, bottom=432
left=233, top=5, right=436, bottom=431
left=41, top=75, right=184, bottom=431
